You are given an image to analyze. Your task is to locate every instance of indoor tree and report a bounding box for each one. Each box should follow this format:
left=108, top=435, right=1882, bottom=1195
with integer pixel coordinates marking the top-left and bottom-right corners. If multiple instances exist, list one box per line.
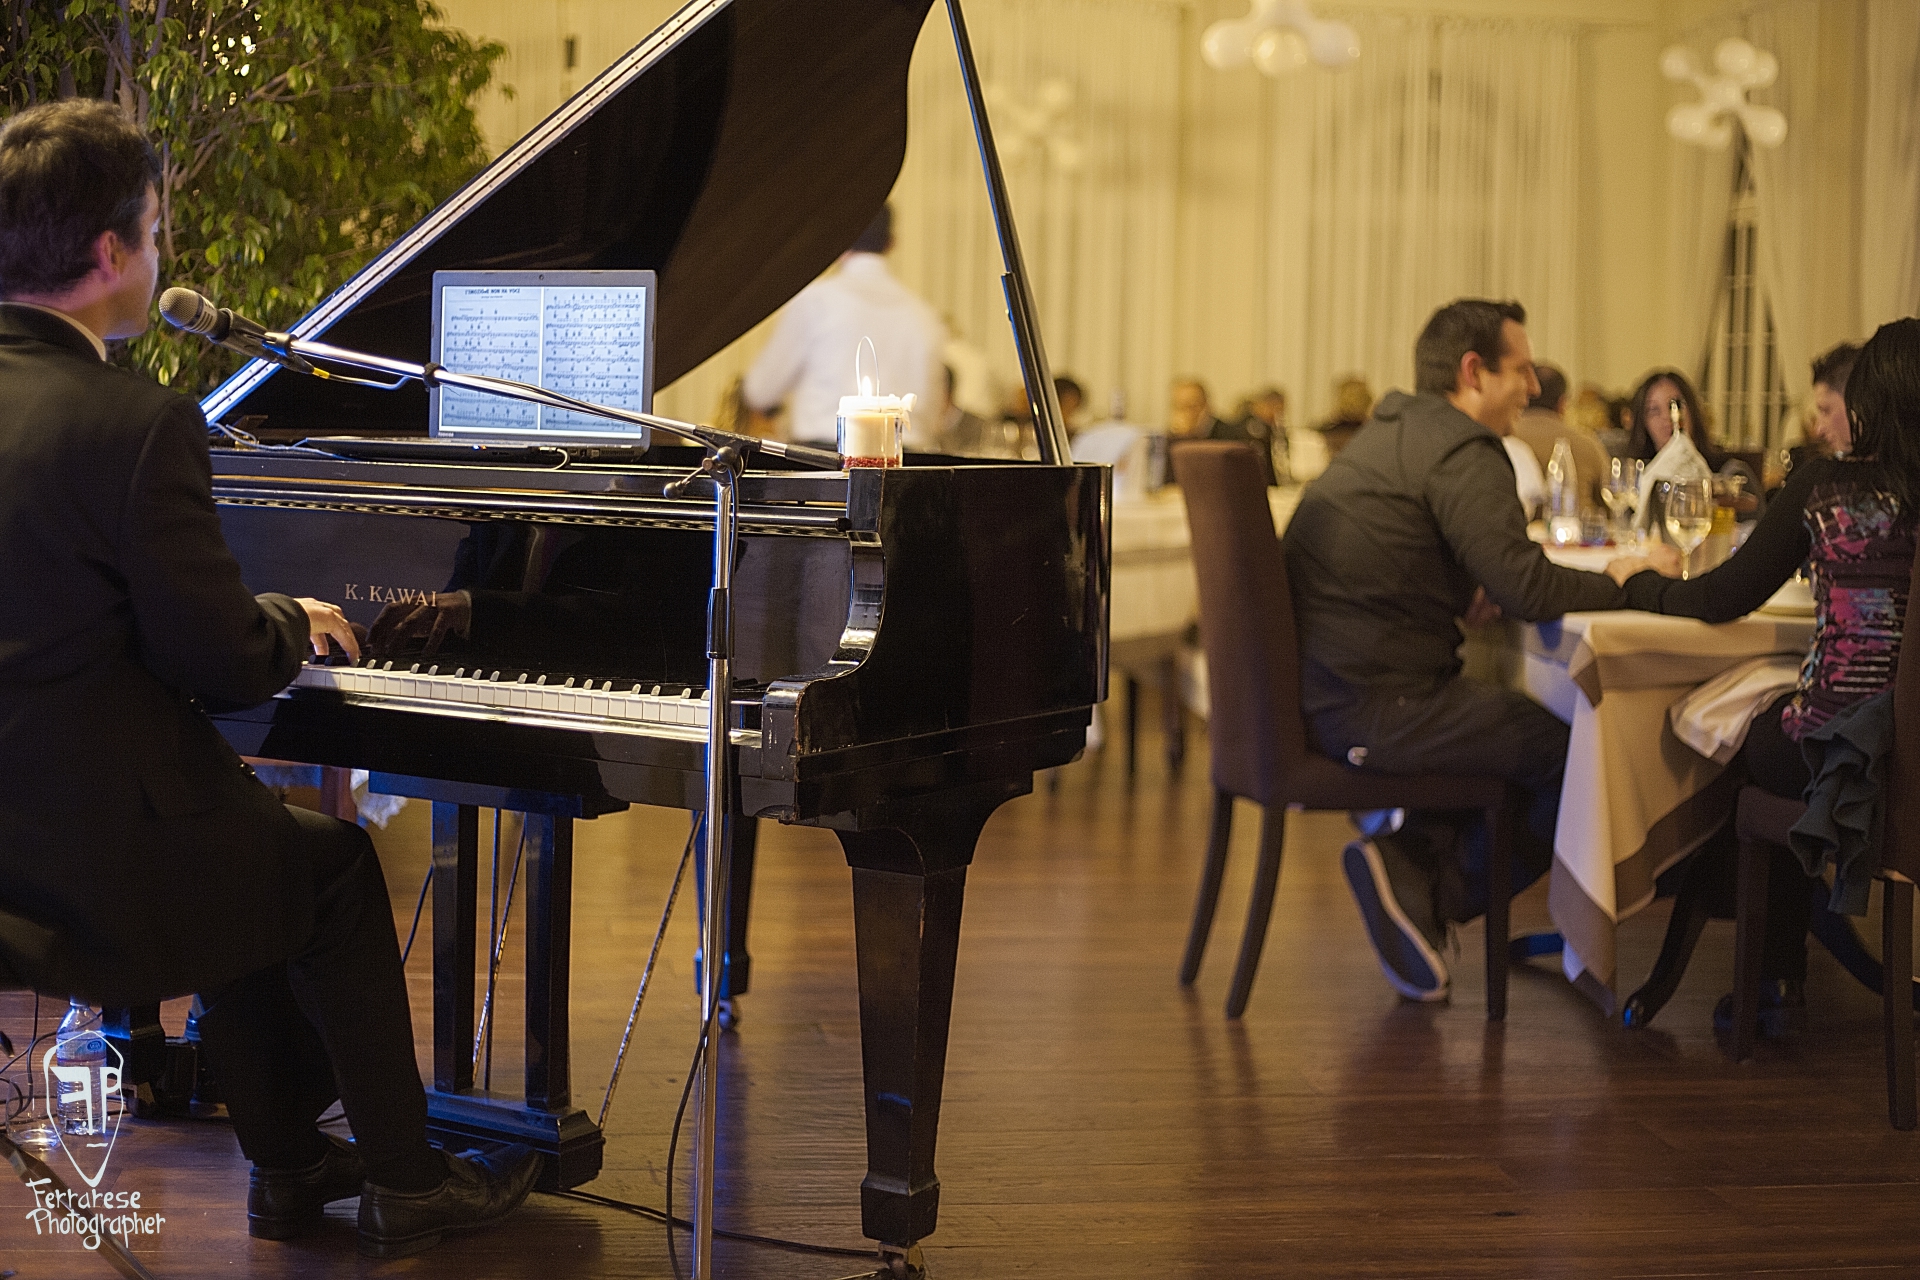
left=1, top=0, right=505, bottom=393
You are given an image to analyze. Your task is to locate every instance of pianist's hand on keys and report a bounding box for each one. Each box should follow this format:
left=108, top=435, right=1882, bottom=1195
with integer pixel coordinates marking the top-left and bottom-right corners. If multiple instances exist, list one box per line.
left=296, top=597, right=361, bottom=662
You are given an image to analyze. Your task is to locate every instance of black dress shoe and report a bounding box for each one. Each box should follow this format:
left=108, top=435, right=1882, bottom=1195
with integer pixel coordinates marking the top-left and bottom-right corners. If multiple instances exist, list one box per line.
left=1713, top=978, right=1808, bottom=1040
left=356, top=1144, right=542, bottom=1259
left=248, top=1134, right=366, bottom=1240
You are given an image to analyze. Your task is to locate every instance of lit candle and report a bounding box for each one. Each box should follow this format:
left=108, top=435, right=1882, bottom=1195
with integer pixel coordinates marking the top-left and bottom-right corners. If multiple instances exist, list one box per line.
left=837, top=393, right=912, bottom=467
left=838, top=337, right=912, bottom=467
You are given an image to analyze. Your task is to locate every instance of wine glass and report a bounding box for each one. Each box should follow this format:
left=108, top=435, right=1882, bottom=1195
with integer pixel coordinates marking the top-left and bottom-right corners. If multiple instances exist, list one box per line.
left=1664, top=477, right=1713, bottom=579
left=1602, top=457, right=1643, bottom=547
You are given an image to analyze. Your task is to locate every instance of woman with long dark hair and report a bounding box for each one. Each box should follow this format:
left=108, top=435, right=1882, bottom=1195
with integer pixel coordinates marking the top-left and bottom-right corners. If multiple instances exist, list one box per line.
left=1627, top=368, right=1764, bottom=520
left=1623, top=318, right=1920, bottom=1032
left=1627, top=368, right=1724, bottom=468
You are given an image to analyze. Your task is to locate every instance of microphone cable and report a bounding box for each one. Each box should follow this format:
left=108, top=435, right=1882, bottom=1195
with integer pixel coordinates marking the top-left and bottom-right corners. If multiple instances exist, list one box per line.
left=542, top=811, right=885, bottom=1277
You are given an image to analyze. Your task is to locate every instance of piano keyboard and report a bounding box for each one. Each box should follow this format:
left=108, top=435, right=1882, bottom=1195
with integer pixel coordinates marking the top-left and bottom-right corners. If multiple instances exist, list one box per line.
left=285, top=660, right=759, bottom=743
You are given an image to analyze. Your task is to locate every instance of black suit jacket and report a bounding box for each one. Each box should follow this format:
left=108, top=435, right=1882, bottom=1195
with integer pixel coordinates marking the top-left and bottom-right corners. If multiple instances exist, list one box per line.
left=0, top=304, right=314, bottom=1004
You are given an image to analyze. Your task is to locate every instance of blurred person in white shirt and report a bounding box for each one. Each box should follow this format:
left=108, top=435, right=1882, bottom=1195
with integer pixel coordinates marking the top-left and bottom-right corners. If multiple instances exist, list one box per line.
left=743, top=205, right=945, bottom=447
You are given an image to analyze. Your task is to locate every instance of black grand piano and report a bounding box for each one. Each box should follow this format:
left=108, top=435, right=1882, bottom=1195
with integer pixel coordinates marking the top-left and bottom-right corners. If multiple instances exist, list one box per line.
left=193, top=0, right=1109, bottom=1259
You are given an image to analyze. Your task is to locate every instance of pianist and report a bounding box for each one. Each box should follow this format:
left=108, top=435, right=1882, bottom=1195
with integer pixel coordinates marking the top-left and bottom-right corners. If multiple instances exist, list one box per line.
left=0, top=100, right=537, bottom=1257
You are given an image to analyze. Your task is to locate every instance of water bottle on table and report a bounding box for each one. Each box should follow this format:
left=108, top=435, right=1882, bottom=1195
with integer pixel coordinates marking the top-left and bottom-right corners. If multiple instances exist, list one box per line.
left=1546, top=438, right=1582, bottom=545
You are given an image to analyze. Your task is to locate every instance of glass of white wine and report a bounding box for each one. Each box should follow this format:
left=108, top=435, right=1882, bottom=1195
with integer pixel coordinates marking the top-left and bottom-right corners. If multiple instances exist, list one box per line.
left=1664, top=477, right=1714, bottom=580
left=1602, top=457, right=1643, bottom=548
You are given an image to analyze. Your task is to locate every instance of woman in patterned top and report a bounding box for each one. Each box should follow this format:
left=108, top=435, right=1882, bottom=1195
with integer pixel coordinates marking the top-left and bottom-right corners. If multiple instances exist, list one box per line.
left=1624, top=317, right=1920, bottom=1030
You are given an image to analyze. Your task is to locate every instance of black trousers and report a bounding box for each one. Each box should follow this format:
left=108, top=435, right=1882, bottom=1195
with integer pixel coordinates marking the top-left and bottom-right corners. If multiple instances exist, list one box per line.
left=1740, top=691, right=1820, bottom=982
left=192, top=805, right=439, bottom=1187
left=1310, top=676, right=1567, bottom=921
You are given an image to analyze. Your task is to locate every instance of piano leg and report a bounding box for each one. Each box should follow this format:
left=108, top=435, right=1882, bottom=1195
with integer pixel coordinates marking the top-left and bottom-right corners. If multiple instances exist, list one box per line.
left=431, top=803, right=478, bottom=1094
left=692, top=815, right=757, bottom=1028
left=422, top=799, right=604, bottom=1191
left=706, top=816, right=759, bottom=1030
left=523, top=813, right=571, bottom=1113
left=837, top=793, right=1004, bottom=1252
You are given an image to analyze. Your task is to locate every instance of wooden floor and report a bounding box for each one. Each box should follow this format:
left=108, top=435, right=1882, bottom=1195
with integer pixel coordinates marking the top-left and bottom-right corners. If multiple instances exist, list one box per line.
left=8, top=695, right=1920, bottom=1278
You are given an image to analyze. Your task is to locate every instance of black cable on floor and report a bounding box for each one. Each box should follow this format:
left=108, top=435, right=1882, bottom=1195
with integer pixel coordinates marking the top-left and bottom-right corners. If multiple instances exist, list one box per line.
left=556, top=816, right=884, bottom=1278
left=548, top=1187, right=874, bottom=1261
left=0, top=995, right=44, bottom=1124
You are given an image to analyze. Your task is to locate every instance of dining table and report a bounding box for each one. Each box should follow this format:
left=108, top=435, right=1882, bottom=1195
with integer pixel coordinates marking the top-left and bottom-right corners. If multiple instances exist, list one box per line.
left=1159, top=492, right=1812, bottom=1013
left=1518, top=543, right=1815, bottom=1012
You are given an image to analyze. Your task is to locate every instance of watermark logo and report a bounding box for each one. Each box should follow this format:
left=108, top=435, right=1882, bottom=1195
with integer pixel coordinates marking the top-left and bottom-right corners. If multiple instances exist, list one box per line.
left=21, top=1178, right=164, bottom=1253
left=38, top=1032, right=124, bottom=1189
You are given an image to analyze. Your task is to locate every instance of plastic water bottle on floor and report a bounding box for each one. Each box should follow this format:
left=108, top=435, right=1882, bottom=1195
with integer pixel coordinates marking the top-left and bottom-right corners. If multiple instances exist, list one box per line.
left=54, top=999, right=108, bottom=1135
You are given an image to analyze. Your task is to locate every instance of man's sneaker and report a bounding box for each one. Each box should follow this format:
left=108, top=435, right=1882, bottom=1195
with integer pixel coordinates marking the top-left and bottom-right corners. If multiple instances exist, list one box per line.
left=1349, top=808, right=1405, bottom=839
left=1342, top=838, right=1450, bottom=1001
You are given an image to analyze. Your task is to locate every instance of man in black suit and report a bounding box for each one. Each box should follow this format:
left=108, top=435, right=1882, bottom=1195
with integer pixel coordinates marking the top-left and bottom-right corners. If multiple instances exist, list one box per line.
left=0, top=100, right=537, bottom=1258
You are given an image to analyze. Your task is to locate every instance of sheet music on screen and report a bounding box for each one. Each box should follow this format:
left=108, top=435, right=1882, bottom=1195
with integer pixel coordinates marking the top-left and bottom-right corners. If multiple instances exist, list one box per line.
left=431, top=270, right=657, bottom=441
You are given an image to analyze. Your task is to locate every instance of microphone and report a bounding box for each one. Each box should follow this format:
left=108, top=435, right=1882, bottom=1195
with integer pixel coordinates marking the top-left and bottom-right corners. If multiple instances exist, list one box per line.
left=159, top=287, right=314, bottom=374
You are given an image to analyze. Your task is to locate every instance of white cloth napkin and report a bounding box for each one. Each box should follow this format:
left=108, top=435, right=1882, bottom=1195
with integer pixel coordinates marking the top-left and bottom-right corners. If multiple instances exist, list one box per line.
left=1634, top=429, right=1712, bottom=531
left=1668, top=654, right=1803, bottom=764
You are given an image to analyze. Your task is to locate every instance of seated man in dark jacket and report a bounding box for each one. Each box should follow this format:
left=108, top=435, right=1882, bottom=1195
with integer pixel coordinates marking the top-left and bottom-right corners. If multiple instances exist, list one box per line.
left=1283, top=299, right=1674, bottom=1000
left=0, top=100, right=538, bottom=1256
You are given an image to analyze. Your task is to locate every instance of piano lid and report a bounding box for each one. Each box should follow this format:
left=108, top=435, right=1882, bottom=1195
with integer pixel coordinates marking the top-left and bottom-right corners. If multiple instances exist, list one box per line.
left=201, top=0, right=936, bottom=435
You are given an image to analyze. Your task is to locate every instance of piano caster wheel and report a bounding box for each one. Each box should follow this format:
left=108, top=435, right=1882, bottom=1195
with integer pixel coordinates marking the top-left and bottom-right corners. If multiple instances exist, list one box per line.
left=717, top=997, right=740, bottom=1032
left=879, top=1244, right=926, bottom=1279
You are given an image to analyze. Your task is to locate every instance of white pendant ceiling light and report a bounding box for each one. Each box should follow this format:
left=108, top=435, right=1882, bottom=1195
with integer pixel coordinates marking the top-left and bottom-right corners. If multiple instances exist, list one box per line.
left=1201, top=0, right=1360, bottom=76
left=985, top=78, right=1084, bottom=173
left=1661, top=38, right=1788, bottom=149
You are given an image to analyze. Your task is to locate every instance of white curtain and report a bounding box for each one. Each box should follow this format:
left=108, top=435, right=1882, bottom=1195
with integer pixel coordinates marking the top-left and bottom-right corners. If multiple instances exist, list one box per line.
left=1744, top=1, right=1822, bottom=398
left=1860, top=0, right=1920, bottom=333
left=893, top=0, right=1185, bottom=425
left=1177, top=12, right=1582, bottom=432
left=655, top=0, right=1185, bottom=430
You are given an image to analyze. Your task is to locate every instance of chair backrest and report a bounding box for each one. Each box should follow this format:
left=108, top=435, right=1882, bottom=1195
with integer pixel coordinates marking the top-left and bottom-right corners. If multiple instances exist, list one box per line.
left=1888, top=546, right=1920, bottom=879
left=1172, top=442, right=1312, bottom=807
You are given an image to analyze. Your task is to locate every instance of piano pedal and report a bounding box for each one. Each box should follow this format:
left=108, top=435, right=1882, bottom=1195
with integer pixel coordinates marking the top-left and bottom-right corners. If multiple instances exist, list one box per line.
left=877, top=1244, right=926, bottom=1279
left=840, top=1243, right=921, bottom=1274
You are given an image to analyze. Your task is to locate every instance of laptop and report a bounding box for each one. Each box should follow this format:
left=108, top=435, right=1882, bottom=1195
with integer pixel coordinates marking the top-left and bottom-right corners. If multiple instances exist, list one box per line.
left=430, top=268, right=657, bottom=441
left=310, top=269, right=659, bottom=466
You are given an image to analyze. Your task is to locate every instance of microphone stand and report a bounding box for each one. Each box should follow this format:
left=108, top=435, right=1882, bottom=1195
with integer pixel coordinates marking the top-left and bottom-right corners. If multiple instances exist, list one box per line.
left=257, top=332, right=836, bottom=1280
left=272, top=334, right=842, bottom=471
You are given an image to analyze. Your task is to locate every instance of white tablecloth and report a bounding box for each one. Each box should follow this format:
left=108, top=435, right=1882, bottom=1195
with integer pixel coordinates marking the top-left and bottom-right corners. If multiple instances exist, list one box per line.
left=1520, top=603, right=1814, bottom=1008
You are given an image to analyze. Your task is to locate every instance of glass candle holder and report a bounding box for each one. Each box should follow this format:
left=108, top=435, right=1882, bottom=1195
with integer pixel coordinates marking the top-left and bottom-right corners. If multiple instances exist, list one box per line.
left=837, top=393, right=909, bottom=468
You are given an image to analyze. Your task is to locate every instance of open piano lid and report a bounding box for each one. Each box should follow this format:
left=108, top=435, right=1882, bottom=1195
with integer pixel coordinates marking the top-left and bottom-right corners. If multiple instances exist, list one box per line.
left=201, top=0, right=935, bottom=436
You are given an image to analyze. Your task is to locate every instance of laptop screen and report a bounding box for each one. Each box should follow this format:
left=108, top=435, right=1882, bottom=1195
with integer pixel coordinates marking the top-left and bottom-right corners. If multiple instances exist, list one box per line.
left=429, top=269, right=657, bottom=442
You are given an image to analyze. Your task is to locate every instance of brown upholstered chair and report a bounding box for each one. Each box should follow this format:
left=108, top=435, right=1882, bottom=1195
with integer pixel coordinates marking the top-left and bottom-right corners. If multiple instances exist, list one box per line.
left=1172, top=442, right=1516, bottom=1019
left=1724, top=548, right=1920, bottom=1128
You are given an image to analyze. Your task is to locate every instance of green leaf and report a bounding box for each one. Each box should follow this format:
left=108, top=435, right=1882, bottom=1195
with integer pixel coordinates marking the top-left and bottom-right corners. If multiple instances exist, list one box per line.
left=13, top=0, right=503, bottom=395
